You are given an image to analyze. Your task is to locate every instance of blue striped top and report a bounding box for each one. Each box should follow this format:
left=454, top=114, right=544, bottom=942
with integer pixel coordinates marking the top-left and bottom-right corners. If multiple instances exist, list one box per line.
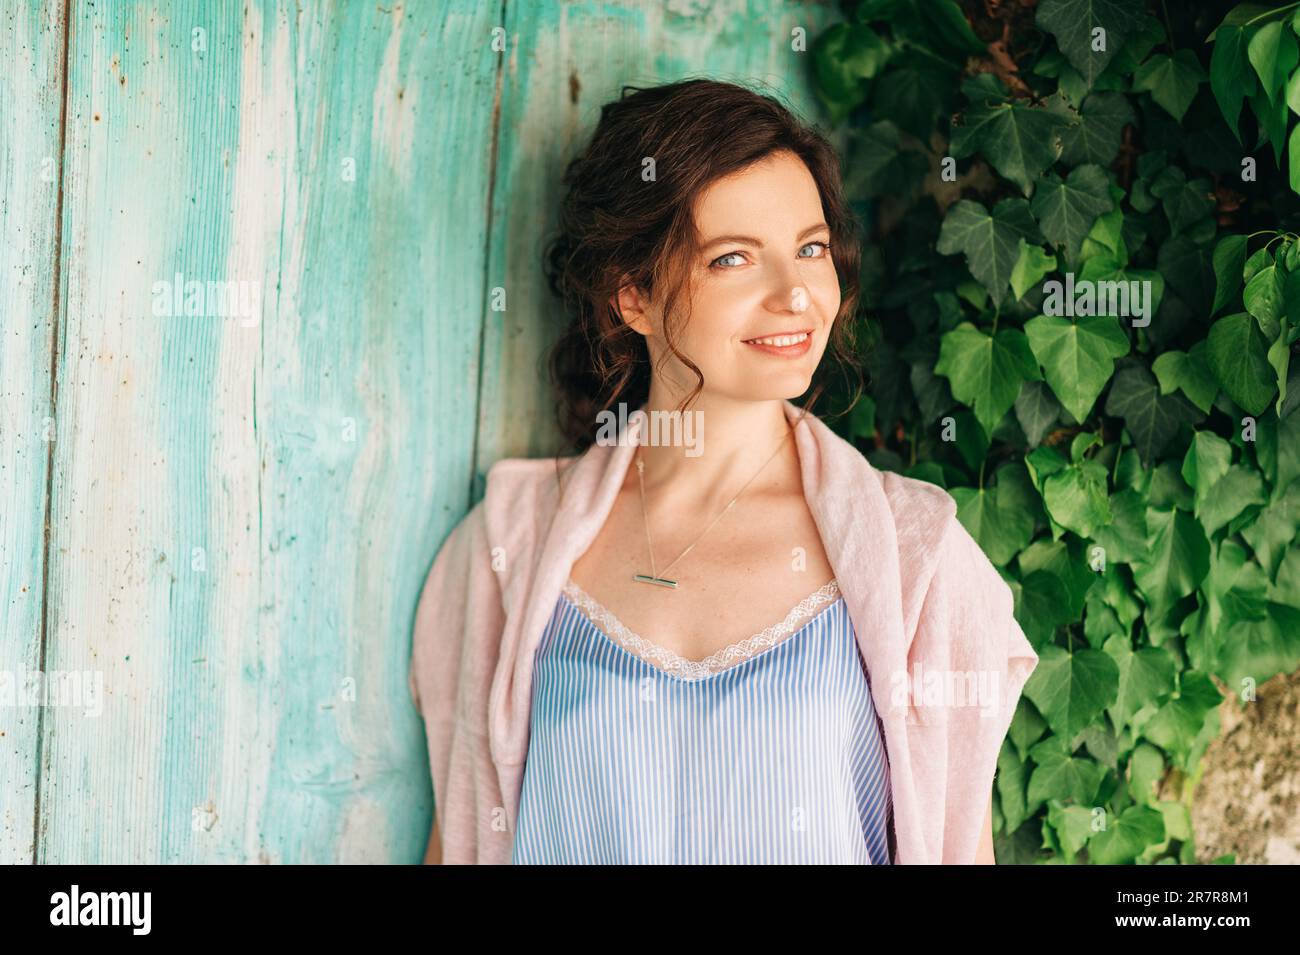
left=511, top=578, right=895, bottom=864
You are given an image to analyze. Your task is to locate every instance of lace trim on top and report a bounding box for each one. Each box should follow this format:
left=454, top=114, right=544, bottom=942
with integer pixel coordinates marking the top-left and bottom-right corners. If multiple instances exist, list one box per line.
left=560, top=578, right=842, bottom=682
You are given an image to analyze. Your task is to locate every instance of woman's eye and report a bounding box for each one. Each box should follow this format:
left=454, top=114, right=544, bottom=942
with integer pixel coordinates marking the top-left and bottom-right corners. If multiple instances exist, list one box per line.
left=799, top=241, right=831, bottom=258
left=710, top=251, right=746, bottom=269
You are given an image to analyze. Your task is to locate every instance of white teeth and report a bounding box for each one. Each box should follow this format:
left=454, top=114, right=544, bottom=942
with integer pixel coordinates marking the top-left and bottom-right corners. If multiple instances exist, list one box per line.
left=746, top=332, right=809, bottom=346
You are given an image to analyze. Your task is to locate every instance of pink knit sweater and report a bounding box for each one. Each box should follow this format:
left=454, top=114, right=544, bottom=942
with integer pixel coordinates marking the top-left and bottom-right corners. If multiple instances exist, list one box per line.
left=409, top=399, right=1039, bottom=863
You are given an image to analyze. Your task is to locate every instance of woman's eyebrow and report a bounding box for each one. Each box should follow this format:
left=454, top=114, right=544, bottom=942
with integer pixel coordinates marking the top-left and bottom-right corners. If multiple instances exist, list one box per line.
left=700, top=222, right=830, bottom=250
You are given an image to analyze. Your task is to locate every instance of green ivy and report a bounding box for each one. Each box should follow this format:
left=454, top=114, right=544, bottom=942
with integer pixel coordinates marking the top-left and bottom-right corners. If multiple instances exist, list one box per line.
left=812, top=0, right=1300, bottom=864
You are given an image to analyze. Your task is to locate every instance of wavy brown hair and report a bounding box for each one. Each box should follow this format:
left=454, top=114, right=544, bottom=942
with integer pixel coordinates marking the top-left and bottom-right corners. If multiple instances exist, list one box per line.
left=543, top=77, right=865, bottom=458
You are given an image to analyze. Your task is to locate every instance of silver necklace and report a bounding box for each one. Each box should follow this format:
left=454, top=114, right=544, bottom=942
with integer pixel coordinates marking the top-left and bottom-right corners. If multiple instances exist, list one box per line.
left=632, top=421, right=797, bottom=589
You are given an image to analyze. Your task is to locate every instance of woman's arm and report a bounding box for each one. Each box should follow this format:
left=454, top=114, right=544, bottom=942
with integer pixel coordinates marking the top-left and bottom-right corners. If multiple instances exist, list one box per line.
left=973, top=794, right=995, bottom=864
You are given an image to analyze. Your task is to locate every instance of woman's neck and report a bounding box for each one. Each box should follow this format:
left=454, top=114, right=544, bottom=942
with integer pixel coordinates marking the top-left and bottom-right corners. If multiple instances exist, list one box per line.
left=631, top=391, right=800, bottom=515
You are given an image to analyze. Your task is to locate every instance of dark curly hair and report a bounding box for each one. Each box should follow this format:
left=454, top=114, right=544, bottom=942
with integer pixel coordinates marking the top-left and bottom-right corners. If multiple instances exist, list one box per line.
left=543, top=77, right=865, bottom=459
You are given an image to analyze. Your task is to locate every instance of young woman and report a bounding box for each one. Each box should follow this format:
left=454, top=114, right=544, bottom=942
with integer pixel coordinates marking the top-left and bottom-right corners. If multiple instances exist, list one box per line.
left=409, top=79, right=1038, bottom=865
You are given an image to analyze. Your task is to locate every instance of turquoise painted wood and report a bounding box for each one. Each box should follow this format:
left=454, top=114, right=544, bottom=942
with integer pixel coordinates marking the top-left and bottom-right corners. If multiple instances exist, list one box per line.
left=0, top=0, right=65, bottom=863
left=1, top=0, right=836, bottom=863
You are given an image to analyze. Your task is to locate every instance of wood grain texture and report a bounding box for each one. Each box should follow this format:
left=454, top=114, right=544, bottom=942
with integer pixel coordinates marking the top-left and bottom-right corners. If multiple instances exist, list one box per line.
left=0, top=0, right=66, bottom=864
left=36, top=0, right=496, bottom=863
left=5, top=0, right=837, bottom=863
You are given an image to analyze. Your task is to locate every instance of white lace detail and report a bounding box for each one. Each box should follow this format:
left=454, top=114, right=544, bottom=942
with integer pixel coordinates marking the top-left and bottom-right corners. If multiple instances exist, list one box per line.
left=560, top=578, right=842, bottom=682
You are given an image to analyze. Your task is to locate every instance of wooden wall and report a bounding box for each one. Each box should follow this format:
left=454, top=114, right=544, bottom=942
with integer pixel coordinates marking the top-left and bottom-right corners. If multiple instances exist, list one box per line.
left=0, top=0, right=836, bottom=863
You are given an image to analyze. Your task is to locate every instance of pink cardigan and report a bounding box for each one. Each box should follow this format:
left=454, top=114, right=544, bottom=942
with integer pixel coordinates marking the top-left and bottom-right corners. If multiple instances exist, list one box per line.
left=408, top=399, right=1039, bottom=864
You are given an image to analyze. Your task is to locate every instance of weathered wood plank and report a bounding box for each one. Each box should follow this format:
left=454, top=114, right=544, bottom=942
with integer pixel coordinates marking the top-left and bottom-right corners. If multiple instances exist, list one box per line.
left=39, top=0, right=497, bottom=863
left=474, top=0, right=840, bottom=490
left=17, top=0, right=836, bottom=864
left=0, top=0, right=66, bottom=865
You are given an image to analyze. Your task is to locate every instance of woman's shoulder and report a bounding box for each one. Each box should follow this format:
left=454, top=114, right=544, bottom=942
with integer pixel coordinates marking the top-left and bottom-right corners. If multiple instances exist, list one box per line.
left=481, top=452, right=583, bottom=516
left=872, top=466, right=961, bottom=561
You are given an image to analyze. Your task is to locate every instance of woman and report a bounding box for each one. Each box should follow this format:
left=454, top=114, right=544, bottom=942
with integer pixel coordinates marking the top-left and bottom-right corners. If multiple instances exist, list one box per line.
left=409, top=79, right=1038, bottom=864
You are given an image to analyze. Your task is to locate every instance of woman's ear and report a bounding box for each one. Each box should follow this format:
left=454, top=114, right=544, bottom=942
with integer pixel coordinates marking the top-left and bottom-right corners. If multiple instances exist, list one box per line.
left=614, top=281, right=654, bottom=337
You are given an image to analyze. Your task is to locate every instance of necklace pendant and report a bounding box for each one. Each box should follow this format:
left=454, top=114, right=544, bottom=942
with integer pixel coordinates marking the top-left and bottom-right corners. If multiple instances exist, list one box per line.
left=632, top=573, right=678, bottom=589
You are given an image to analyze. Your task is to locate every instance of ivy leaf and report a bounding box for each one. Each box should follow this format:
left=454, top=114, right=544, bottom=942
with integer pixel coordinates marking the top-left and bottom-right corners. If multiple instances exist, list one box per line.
left=1157, top=235, right=1215, bottom=309
left=1151, top=167, right=1215, bottom=233
left=1026, top=745, right=1106, bottom=806
left=951, top=469, right=1037, bottom=567
left=1267, top=312, right=1292, bottom=416
left=1141, top=671, right=1223, bottom=761
left=1015, top=380, right=1063, bottom=446
left=996, top=745, right=1031, bottom=833
left=843, top=120, right=929, bottom=199
left=1152, top=344, right=1218, bottom=413
left=1181, top=429, right=1233, bottom=507
left=1020, top=536, right=1097, bottom=621
left=889, top=0, right=987, bottom=59
left=1219, top=604, right=1300, bottom=689
left=1103, top=363, right=1201, bottom=468
left=1243, top=257, right=1284, bottom=340
left=1209, top=25, right=1258, bottom=142
left=1210, top=233, right=1248, bottom=316
left=1132, top=50, right=1208, bottom=122
left=1018, top=569, right=1075, bottom=645
left=1025, top=313, right=1130, bottom=423
left=1247, top=245, right=1275, bottom=284
left=911, top=359, right=957, bottom=425
left=951, top=79, right=1071, bottom=193
left=950, top=408, right=991, bottom=472
left=936, top=198, right=1042, bottom=306
left=811, top=22, right=893, bottom=115
left=1182, top=431, right=1268, bottom=537
left=1202, top=467, right=1269, bottom=537
left=1059, top=91, right=1134, bottom=166
left=1036, top=0, right=1141, bottom=90
left=1205, top=311, right=1278, bottom=417
left=1010, top=240, right=1057, bottom=301
left=1029, top=164, right=1115, bottom=265
left=1046, top=802, right=1097, bottom=859
left=1240, top=481, right=1300, bottom=580
left=1039, top=456, right=1113, bottom=538
left=1024, top=644, right=1120, bottom=739
left=1089, top=805, right=1165, bottom=863
left=1207, top=2, right=1298, bottom=41
left=1009, top=697, right=1048, bottom=761
left=1290, top=124, right=1300, bottom=199
left=1090, top=487, right=1149, bottom=564
left=1102, top=633, right=1176, bottom=730
left=1246, top=20, right=1299, bottom=104
left=1130, top=507, right=1211, bottom=616
left=1249, top=84, right=1289, bottom=164
left=1127, top=743, right=1165, bottom=805
left=871, top=64, right=953, bottom=140
left=935, top=321, right=1041, bottom=439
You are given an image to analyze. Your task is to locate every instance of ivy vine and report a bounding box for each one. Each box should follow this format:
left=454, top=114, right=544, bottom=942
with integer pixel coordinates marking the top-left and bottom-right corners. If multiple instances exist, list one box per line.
left=812, top=0, right=1300, bottom=863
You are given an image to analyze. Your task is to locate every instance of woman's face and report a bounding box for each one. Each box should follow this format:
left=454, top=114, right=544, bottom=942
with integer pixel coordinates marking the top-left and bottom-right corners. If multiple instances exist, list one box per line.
left=620, top=149, right=842, bottom=403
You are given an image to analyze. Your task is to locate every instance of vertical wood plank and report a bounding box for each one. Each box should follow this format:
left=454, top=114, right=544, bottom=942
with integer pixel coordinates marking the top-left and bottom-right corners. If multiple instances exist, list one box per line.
left=474, top=0, right=841, bottom=489
left=0, top=0, right=66, bottom=865
left=40, top=0, right=498, bottom=862
left=17, top=0, right=837, bottom=863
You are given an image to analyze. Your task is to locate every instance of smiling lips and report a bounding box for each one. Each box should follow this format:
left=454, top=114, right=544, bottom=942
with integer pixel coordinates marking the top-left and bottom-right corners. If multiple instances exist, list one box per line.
left=741, top=329, right=813, bottom=357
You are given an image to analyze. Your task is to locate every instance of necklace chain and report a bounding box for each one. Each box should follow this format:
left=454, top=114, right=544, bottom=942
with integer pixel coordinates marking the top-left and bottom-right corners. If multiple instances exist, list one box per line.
left=634, top=419, right=797, bottom=585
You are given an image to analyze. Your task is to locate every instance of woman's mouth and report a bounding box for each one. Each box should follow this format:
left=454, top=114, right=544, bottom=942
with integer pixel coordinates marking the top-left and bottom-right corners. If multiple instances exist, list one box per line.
left=741, top=329, right=813, bottom=357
